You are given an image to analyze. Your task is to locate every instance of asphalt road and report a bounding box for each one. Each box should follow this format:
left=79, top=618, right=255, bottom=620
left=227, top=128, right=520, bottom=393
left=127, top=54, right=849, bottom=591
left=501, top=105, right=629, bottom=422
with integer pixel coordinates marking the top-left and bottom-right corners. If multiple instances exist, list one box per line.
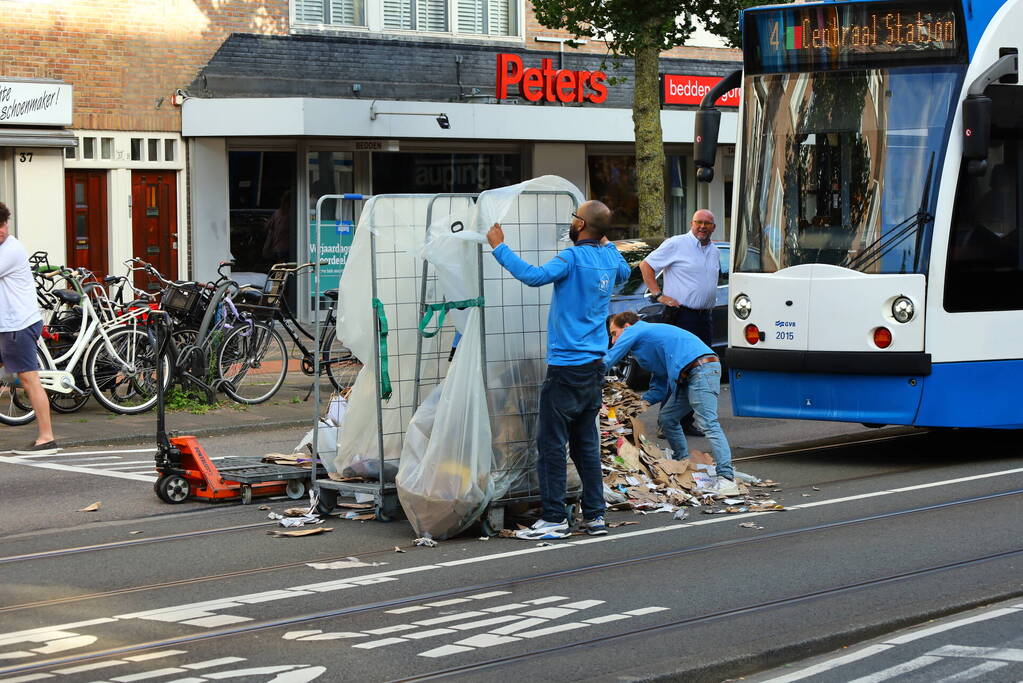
left=0, top=406, right=1021, bottom=682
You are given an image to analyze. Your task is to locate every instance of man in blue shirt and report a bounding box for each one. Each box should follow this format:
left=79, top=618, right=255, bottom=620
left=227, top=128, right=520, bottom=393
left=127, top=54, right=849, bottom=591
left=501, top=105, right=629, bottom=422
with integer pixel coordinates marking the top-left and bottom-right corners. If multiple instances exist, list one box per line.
left=605, top=311, right=738, bottom=496
left=487, top=200, right=630, bottom=540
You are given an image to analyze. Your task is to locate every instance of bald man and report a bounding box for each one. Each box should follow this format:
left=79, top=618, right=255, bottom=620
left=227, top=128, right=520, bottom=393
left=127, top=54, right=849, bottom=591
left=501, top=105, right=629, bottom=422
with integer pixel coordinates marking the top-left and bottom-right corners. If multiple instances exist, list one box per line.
left=487, top=200, right=630, bottom=540
left=639, top=209, right=721, bottom=437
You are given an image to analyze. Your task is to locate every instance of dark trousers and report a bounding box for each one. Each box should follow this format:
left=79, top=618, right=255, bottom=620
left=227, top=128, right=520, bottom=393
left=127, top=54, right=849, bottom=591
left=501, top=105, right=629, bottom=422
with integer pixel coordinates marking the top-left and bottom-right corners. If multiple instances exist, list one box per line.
left=536, top=361, right=605, bottom=523
left=666, top=306, right=713, bottom=347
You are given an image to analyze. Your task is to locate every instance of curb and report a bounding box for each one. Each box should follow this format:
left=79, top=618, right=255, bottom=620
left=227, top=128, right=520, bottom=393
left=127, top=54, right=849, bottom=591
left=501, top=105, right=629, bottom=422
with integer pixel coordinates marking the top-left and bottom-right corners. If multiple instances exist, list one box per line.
left=52, top=418, right=314, bottom=449
left=625, top=588, right=1023, bottom=682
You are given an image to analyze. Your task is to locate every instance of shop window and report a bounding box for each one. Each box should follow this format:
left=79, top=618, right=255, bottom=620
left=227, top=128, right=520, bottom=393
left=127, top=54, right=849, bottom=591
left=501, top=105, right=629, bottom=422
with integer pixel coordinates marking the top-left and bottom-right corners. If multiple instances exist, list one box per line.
left=293, top=0, right=366, bottom=26
left=165, top=140, right=176, bottom=162
left=82, top=137, right=96, bottom=160
left=588, top=154, right=638, bottom=239
left=308, top=151, right=356, bottom=307
left=101, top=138, right=113, bottom=160
left=130, top=138, right=143, bottom=161
left=228, top=151, right=297, bottom=277
left=945, top=138, right=1023, bottom=312
left=371, top=152, right=521, bottom=194
left=148, top=139, right=160, bottom=162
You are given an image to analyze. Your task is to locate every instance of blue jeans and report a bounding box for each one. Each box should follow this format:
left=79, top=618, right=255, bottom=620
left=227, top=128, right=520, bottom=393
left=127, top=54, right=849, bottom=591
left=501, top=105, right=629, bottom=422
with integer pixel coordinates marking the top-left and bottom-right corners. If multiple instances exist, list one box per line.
left=536, top=361, right=605, bottom=522
left=658, top=360, right=733, bottom=480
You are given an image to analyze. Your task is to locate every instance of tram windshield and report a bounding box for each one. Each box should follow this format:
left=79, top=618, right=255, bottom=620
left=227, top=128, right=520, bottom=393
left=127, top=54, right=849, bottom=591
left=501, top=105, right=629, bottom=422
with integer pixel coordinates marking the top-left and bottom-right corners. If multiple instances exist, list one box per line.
left=735, top=66, right=964, bottom=274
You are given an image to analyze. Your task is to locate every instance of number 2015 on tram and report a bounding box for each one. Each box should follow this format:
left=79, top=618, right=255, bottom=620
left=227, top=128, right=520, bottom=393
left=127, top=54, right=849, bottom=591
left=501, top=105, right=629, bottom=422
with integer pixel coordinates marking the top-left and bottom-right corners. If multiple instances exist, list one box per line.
left=693, top=0, right=1021, bottom=428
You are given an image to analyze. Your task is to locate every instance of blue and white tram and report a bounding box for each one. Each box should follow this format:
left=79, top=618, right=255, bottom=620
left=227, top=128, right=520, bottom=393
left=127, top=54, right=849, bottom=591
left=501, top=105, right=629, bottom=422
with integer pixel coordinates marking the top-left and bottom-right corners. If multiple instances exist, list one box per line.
left=695, top=0, right=1022, bottom=428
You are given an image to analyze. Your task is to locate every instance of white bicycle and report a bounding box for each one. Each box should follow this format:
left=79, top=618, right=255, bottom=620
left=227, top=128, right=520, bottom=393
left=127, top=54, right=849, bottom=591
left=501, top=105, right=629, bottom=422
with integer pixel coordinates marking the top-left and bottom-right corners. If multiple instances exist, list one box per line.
left=0, top=266, right=170, bottom=426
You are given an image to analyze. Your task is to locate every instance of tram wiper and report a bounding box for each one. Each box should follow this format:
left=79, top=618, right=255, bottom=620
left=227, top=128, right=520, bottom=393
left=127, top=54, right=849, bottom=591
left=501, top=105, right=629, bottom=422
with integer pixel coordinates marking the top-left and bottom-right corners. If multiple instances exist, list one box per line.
left=843, top=153, right=936, bottom=272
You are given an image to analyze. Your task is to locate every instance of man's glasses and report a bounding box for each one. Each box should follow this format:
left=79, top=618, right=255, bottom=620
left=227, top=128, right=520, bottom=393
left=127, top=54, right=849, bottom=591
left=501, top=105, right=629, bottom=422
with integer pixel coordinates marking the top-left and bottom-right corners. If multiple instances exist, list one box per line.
left=572, top=212, right=586, bottom=227
left=692, top=220, right=715, bottom=227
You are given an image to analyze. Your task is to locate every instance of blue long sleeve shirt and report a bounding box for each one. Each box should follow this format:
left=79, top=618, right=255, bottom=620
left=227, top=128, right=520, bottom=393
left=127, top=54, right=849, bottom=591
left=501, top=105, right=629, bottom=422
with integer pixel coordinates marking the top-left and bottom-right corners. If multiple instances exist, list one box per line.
left=492, top=240, right=631, bottom=366
left=604, top=320, right=714, bottom=404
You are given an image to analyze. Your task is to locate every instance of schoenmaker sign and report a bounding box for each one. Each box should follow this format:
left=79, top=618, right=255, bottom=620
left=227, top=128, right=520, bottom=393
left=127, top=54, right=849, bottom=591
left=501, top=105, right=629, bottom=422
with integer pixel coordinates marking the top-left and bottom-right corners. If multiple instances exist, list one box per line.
left=0, top=80, right=73, bottom=126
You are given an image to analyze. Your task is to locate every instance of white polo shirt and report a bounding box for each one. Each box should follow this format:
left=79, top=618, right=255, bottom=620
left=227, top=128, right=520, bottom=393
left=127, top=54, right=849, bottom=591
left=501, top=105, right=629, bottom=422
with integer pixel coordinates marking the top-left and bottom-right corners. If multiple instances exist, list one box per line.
left=0, top=235, right=42, bottom=332
left=643, top=233, right=719, bottom=310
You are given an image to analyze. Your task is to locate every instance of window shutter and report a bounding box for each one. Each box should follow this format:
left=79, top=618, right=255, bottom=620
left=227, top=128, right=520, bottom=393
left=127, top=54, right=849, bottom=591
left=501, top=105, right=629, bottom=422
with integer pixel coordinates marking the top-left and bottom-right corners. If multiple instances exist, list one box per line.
left=384, top=0, right=414, bottom=28
left=329, top=0, right=365, bottom=25
left=487, top=0, right=514, bottom=35
left=294, top=0, right=327, bottom=23
left=457, top=0, right=484, bottom=33
left=416, top=0, right=448, bottom=31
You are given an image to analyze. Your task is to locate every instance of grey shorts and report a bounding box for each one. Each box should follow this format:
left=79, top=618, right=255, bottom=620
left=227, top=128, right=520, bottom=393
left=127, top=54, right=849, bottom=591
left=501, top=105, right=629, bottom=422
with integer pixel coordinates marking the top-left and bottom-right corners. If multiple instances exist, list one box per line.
left=0, top=321, right=42, bottom=374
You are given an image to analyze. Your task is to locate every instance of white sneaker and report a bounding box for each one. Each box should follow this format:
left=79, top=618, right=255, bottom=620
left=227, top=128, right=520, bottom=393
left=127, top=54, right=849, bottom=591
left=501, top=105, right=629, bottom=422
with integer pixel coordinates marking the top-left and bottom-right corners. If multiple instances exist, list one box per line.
left=699, top=476, right=741, bottom=498
left=515, top=519, right=570, bottom=540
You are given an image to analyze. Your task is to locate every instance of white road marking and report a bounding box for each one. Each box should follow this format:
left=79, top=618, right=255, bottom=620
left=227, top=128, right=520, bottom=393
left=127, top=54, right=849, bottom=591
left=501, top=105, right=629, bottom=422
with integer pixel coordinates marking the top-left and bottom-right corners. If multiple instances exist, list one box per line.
left=424, top=598, right=471, bottom=607
left=53, top=457, right=125, bottom=464
left=385, top=606, right=430, bottom=615
left=403, top=629, right=456, bottom=640
left=489, top=618, right=547, bottom=635
left=465, top=591, right=513, bottom=600
left=928, top=644, right=1023, bottom=662
left=111, top=667, right=187, bottom=681
left=181, top=657, right=246, bottom=670
left=523, top=596, right=568, bottom=605
left=517, top=622, right=590, bottom=638
left=481, top=603, right=529, bottom=613
left=448, top=615, right=522, bottom=631
left=412, top=612, right=486, bottom=627
left=351, top=637, right=407, bottom=650
left=3, top=466, right=1021, bottom=670
left=450, top=633, right=519, bottom=648
left=885, top=608, right=1021, bottom=644
left=0, top=455, right=155, bottom=482
left=845, top=655, right=942, bottom=683
left=0, top=674, right=54, bottom=682
left=8, top=448, right=154, bottom=459
left=417, top=644, right=472, bottom=658
left=180, top=615, right=252, bottom=628
left=759, top=644, right=896, bottom=682
left=584, top=614, right=632, bottom=625
left=52, top=660, right=128, bottom=675
left=362, top=625, right=417, bottom=636
left=933, top=660, right=1009, bottom=681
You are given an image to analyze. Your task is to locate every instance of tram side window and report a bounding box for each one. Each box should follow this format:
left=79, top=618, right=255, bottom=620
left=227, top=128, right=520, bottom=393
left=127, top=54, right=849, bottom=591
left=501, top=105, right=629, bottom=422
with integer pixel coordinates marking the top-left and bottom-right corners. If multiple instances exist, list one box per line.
left=945, top=140, right=1022, bottom=312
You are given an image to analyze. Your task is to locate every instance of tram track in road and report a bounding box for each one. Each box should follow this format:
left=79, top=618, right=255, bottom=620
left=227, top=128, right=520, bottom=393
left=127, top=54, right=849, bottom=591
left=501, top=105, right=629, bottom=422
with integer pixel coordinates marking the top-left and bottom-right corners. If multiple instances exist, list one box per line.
left=3, top=486, right=1021, bottom=678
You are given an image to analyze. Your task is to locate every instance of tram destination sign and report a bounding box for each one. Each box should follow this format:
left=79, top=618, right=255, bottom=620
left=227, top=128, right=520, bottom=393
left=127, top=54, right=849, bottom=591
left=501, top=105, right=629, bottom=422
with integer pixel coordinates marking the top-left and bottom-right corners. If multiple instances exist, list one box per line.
left=744, top=1, right=966, bottom=74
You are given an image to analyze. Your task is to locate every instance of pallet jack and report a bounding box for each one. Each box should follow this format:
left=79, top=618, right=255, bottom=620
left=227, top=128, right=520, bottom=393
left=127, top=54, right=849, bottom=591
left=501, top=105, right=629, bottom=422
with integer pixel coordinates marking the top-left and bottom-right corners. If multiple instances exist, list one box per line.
left=151, top=312, right=310, bottom=505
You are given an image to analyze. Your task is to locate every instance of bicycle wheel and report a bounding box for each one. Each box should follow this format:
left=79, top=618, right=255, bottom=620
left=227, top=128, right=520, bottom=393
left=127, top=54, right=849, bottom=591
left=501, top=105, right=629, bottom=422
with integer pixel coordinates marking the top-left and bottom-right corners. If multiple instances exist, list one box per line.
left=0, top=371, right=35, bottom=426
left=218, top=322, right=287, bottom=404
left=86, top=327, right=170, bottom=415
left=321, top=326, right=359, bottom=392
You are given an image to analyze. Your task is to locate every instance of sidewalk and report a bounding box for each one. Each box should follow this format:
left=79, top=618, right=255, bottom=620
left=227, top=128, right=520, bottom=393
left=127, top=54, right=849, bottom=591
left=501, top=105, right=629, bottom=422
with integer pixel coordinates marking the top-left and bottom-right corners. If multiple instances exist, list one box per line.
left=0, top=365, right=345, bottom=451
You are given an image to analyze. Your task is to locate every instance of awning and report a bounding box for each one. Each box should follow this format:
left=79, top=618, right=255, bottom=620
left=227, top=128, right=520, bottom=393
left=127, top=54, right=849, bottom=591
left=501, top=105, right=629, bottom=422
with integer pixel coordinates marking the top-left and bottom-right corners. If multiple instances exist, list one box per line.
left=0, top=128, right=77, bottom=148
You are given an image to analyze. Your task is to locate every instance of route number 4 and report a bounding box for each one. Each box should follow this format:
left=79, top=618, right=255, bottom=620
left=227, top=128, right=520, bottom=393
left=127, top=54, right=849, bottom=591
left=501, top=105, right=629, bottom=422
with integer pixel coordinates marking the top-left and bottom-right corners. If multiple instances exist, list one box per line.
left=769, top=21, right=780, bottom=49
left=19, top=152, right=33, bottom=163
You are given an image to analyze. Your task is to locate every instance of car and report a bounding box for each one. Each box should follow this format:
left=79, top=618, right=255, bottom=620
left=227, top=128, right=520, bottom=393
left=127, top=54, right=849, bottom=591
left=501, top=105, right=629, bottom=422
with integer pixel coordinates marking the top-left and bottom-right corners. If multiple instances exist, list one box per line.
left=608, top=238, right=730, bottom=391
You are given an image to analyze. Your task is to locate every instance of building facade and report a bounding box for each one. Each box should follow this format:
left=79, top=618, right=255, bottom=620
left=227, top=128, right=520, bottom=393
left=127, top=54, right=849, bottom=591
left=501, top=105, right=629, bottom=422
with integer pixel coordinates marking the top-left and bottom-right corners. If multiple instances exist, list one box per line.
left=0, top=0, right=739, bottom=297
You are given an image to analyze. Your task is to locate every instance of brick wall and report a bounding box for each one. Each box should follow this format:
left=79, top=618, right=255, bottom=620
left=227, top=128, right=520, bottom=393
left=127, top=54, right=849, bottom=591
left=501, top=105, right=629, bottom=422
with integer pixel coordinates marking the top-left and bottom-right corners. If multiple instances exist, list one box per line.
left=0, top=1, right=290, bottom=132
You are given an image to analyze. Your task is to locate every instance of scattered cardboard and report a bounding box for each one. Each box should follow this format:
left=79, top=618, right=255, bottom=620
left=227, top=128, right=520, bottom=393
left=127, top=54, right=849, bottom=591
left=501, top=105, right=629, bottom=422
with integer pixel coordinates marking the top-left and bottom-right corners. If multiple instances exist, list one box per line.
left=79, top=501, right=101, bottom=512
left=269, top=527, right=333, bottom=538
left=616, top=438, right=644, bottom=472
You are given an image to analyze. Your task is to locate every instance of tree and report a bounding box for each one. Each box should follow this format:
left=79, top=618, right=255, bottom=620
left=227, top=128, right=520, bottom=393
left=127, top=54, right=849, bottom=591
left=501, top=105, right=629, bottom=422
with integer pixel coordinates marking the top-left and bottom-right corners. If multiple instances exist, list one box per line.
left=530, top=0, right=751, bottom=238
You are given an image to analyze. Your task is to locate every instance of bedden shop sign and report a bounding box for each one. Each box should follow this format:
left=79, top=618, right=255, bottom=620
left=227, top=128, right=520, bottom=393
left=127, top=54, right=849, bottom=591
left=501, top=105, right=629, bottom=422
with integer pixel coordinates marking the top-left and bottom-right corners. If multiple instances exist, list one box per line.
left=495, top=54, right=609, bottom=104
left=0, top=81, right=72, bottom=126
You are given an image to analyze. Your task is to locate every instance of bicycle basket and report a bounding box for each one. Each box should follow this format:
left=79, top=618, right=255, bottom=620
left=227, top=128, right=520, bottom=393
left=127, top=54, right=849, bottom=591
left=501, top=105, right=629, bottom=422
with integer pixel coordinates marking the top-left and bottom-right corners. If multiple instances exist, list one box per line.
left=162, top=283, right=201, bottom=317
left=233, top=286, right=277, bottom=322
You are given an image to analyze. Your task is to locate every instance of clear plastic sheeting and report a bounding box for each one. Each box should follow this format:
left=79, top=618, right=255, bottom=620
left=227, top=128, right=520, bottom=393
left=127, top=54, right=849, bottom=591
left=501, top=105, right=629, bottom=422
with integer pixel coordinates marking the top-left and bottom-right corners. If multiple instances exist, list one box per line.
left=398, top=177, right=583, bottom=538
left=397, top=308, right=491, bottom=536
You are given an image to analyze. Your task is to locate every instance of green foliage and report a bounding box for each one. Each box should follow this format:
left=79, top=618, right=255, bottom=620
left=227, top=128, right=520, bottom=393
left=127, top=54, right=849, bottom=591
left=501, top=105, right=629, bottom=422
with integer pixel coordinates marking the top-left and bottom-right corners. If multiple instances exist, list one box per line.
left=165, top=386, right=222, bottom=415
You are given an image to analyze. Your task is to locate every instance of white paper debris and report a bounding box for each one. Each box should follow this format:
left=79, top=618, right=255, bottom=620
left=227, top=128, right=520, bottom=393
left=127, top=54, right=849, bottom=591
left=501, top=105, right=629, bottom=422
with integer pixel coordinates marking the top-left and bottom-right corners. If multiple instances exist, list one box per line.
left=307, top=558, right=387, bottom=570
left=414, top=537, right=438, bottom=547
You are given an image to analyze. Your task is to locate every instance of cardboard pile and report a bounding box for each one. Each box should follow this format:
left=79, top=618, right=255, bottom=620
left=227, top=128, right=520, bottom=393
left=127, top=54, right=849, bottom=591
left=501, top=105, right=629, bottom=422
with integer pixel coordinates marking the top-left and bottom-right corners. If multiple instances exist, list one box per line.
left=599, top=382, right=784, bottom=515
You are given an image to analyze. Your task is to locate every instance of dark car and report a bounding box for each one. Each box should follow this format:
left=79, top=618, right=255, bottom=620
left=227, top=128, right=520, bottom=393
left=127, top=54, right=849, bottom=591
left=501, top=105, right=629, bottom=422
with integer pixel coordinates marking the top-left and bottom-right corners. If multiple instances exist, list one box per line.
left=608, top=238, right=730, bottom=391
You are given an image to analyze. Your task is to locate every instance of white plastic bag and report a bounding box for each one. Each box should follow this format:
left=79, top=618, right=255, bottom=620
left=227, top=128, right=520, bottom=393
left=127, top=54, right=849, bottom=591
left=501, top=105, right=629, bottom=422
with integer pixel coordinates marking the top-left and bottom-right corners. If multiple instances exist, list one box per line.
left=397, top=308, right=492, bottom=539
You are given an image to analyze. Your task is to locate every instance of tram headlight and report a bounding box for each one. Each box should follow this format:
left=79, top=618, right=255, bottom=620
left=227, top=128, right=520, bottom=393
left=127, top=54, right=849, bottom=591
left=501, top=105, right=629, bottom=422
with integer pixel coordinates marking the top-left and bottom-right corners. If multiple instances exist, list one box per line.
left=733, top=294, right=752, bottom=320
left=891, top=296, right=914, bottom=324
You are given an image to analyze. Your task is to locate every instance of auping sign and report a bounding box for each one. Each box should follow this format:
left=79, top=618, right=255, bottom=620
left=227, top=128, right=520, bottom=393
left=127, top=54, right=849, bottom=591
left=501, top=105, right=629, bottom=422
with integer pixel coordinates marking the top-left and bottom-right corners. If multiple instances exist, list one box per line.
left=662, top=75, right=739, bottom=107
left=0, top=80, right=73, bottom=126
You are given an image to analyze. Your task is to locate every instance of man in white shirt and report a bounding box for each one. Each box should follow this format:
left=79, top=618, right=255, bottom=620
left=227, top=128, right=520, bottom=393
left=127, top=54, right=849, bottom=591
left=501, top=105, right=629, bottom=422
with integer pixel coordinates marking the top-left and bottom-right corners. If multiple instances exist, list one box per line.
left=639, top=209, right=721, bottom=437
left=0, top=202, right=57, bottom=454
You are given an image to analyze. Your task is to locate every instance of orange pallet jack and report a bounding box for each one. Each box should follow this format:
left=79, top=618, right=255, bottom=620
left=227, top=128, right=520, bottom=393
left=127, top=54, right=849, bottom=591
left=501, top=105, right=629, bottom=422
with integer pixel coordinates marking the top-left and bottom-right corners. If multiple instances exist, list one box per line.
left=151, top=314, right=309, bottom=505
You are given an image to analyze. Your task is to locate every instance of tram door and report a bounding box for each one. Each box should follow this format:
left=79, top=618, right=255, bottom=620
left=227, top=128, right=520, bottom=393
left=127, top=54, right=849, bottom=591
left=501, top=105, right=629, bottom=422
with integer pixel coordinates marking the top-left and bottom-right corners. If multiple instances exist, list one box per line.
left=131, top=171, right=178, bottom=290
left=64, top=171, right=109, bottom=279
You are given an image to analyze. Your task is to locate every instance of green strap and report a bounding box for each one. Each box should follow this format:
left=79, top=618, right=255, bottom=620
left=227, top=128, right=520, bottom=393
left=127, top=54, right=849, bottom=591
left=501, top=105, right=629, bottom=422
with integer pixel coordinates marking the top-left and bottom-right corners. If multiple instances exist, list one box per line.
left=372, top=298, right=392, bottom=400
left=418, top=297, right=485, bottom=338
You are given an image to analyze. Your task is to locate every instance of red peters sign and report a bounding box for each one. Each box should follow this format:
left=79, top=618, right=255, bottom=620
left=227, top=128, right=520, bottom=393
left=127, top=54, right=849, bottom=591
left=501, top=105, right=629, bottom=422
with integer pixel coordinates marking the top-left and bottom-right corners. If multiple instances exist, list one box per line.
left=662, top=74, right=740, bottom=107
left=495, top=54, right=609, bottom=104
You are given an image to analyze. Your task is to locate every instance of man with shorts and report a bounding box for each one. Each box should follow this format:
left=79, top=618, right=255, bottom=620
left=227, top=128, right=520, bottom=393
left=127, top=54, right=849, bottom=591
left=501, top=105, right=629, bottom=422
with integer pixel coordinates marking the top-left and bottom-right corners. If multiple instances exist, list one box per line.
left=0, top=202, right=57, bottom=454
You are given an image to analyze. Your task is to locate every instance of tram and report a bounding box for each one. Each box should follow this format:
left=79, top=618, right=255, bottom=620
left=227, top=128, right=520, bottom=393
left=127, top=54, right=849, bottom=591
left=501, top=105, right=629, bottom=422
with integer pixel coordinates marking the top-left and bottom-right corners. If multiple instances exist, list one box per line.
left=695, top=0, right=1022, bottom=428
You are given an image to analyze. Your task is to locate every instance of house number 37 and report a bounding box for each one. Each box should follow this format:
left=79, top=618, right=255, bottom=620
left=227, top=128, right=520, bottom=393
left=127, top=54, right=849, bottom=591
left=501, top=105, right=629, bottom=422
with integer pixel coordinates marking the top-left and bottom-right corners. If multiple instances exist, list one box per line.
left=19, top=152, right=33, bottom=163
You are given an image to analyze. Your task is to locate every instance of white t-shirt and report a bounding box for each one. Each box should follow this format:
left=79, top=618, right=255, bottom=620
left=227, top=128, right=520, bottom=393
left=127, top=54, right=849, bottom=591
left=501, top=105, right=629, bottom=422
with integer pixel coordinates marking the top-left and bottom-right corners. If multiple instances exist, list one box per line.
left=0, top=235, right=43, bottom=332
left=643, top=232, right=720, bottom=310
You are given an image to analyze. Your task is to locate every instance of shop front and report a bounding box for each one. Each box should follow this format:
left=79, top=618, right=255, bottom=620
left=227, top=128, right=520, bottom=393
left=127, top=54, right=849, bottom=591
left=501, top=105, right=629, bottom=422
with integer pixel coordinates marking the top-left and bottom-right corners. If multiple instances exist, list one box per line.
left=183, top=36, right=739, bottom=318
left=0, top=79, right=76, bottom=262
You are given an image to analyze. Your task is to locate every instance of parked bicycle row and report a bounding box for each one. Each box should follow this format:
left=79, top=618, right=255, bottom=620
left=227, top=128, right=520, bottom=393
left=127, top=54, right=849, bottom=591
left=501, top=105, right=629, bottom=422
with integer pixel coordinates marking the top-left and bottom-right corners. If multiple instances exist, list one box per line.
left=0, top=253, right=358, bottom=426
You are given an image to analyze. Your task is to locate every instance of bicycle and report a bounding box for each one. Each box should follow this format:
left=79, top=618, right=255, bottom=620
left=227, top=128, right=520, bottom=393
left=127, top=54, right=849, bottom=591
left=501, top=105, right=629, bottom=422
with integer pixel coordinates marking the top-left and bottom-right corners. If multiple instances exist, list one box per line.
left=0, top=266, right=170, bottom=425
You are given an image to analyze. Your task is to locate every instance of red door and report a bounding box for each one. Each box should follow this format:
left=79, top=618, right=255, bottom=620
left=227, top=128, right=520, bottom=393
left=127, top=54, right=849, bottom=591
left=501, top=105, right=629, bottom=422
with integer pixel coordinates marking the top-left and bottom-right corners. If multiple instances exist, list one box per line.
left=131, top=171, right=178, bottom=290
left=64, top=171, right=109, bottom=279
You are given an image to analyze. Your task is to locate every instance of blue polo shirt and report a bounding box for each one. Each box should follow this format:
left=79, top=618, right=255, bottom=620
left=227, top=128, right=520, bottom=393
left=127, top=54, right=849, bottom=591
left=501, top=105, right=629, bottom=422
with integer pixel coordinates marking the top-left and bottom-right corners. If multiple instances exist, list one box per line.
left=604, top=320, right=713, bottom=404
left=492, top=240, right=630, bottom=366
